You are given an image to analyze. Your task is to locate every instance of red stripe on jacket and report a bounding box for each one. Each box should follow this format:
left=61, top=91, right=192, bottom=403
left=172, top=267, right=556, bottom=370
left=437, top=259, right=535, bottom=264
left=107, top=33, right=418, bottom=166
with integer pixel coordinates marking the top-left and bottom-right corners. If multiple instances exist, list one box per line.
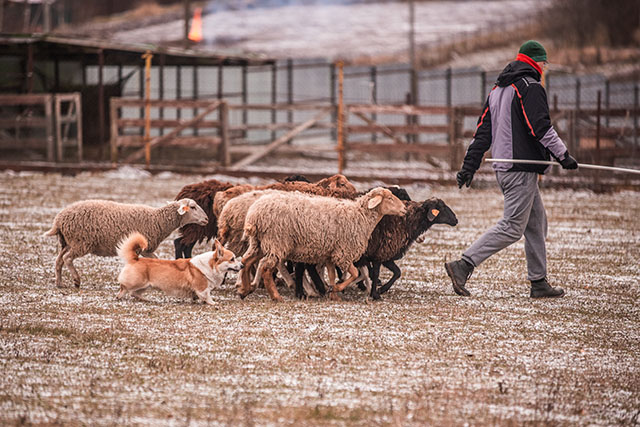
left=511, top=84, right=536, bottom=137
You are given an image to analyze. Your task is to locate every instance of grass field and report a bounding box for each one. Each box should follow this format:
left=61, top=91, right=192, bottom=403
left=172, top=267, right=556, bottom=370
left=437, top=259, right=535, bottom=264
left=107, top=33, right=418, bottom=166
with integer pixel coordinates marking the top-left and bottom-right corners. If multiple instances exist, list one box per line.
left=1, top=169, right=639, bottom=426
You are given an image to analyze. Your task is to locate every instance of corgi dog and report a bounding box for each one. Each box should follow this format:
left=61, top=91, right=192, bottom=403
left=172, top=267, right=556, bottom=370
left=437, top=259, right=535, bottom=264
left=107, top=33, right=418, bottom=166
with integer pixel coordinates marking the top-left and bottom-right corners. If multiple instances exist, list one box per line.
left=116, top=232, right=242, bottom=305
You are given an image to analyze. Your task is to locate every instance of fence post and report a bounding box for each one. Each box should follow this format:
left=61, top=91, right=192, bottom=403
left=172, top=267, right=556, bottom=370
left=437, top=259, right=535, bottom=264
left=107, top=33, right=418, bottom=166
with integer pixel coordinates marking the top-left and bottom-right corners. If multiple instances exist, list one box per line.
left=448, top=106, right=462, bottom=170
left=336, top=60, right=345, bottom=174
left=159, top=54, right=165, bottom=136
left=330, top=62, right=336, bottom=140
left=219, top=101, right=230, bottom=167
left=480, top=70, right=486, bottom=105
left=142, top=51, right=153, bottom=168
left=370, top=66, right=377, bottom=142
left=193, top=65, right=199, bottom=136
left=242, top=64, right=248, bottom=136
left=287, top=58, right=293, bottom=127
left=605, top=78, right=610, bottom=127
left=271, top=62, right=277, bottom=142
left=446, top=67, right=452, bottom=109
left=634, top=84, right=638, bottom=148
left=45, top=95, right=54, bottom=162
left=575, top=77, right=581, bottom=150
left=217, top=64, right=223, bottom=99
left=596, top=90, right=601, bottom=165
left=110, top=98, right=119, bottom=163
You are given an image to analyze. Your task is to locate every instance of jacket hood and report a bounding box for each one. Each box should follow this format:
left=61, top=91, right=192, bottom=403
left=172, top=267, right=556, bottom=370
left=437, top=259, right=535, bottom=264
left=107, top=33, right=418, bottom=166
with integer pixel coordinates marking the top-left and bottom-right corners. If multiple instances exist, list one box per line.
left=495, top=59, right=541, bottom=87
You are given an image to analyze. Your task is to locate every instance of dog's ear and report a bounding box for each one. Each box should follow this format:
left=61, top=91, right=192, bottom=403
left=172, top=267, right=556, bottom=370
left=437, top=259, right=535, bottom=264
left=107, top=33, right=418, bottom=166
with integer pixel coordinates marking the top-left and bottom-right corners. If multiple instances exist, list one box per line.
left=213, top=238, right=225, bottom=258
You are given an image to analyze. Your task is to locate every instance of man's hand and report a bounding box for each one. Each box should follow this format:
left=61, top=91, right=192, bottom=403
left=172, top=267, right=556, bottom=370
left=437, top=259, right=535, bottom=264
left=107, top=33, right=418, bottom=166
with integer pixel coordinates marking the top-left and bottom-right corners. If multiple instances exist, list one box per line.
left=456, top=169, right=474, bottom=188
left=559, top=152, right=578, bottom=170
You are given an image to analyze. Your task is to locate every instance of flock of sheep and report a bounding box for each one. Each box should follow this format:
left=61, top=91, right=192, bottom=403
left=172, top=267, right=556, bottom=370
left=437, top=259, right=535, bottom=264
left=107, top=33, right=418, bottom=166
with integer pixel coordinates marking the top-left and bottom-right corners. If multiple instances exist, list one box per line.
left=44, top=174, right=459, bottom=302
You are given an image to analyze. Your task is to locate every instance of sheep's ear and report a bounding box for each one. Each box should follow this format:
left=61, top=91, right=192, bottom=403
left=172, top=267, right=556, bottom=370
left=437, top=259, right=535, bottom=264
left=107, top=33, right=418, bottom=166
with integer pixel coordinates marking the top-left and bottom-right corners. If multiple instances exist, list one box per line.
left=428, top=208, right=440, bottom=221
left=178, top=202, right=190, bottom=215
left=368, top=195, right=382, bottom=209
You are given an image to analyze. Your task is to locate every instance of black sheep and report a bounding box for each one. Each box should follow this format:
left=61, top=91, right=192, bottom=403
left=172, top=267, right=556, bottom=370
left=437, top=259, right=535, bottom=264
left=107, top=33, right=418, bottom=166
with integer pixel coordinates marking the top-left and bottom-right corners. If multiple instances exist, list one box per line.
left=356, top=198, right=458, bottom=299
left=173, top=179, right=234, bottom=258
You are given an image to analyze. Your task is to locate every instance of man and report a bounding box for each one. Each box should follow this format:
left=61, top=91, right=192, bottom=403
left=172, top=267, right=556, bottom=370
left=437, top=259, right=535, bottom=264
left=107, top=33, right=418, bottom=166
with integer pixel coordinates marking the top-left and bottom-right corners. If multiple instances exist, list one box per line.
left=445, top=40, right=578, bottom=298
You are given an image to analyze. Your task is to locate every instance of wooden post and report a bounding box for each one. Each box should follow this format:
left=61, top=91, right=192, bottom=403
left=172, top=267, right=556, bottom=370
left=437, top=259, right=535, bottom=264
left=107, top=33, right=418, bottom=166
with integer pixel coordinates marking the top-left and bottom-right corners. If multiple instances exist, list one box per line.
left=75, top=93, right=83, bottom=162
left=271, top=62, right=277, bottom=142
left=110, top=98, right=119, bottom=163
left=287, top=58, right=293, bottom=127
left=55, top=96, right=62, bottom=161
left=634, top=85, right=638, bottom=148
left=142, top=51, right=153, bottom=168
left=26, top=43, right=34, bottom=93
left=159, top=54, right=165, bottom=136
left=44, top=95, right=54, bottom=162
left=98, top=49, right=105, bottom=159
left=336, top=60, right=345, bottom=174
left=193, top=65, right=199, bottom=136
left=219, top=101, right=230, bottom=167
left=596, top=90, right=601, bottom=164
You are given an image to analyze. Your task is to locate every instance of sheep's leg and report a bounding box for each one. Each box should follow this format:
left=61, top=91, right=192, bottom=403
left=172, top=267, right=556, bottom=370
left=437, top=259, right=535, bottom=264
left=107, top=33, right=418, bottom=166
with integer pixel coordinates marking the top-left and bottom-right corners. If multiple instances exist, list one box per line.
left=378, top=261, right=401, bottom=295
left=173, top=237, right=184, bottom=259
left=62, top=249, right=82, bottom=288
left=54, top=245, right=69, bottom=287
left=294, top=263, right=306, bottom=299
left=278, top=261, right=296, bottom=289
left=301, top=270, right=319, bottom=298
left=304, top=264, right=326, bottom=296
left=250, top=259, right=264, bottom=289
left=261, top=255, right=283, bottom=302
left=356, top=265, right=372, bottom=295
left=369, top=262, right=382, bottom=300
left=238, top=252, right=261, bottom=299
left=183, top=242, right=195, bottom=259
left=330, top=263, right=359, bottom=300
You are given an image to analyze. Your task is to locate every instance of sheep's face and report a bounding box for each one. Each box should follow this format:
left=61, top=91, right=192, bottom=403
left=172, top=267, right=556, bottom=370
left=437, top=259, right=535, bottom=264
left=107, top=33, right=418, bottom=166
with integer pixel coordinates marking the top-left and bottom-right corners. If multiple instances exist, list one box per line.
left=177, top=198, right=208, bottom=226
left=424, top=198, right=458, bottom=226
left=367, top=188, right=406, bottom=217
left=317, top=174, right=357, bottom=193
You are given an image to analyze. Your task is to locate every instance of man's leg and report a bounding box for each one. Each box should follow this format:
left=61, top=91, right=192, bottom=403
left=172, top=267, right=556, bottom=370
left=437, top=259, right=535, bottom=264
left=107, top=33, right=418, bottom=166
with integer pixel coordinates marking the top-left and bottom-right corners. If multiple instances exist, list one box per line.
left=463, top=172, right=538, bottom=267
left=523, top=186, right=547, bottom=281
left=446, top=171, right=538, bottom=295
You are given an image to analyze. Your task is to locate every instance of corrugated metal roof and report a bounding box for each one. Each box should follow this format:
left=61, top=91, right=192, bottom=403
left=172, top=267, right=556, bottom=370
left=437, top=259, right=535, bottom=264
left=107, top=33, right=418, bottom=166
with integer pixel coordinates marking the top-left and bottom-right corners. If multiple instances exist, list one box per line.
left=0, top=33, right=275, bottom=67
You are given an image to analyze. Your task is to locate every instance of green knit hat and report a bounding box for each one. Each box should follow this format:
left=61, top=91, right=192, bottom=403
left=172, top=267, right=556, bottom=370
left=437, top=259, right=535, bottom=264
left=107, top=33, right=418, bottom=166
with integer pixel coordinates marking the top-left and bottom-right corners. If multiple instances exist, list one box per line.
left=518, top=40, right=547, bottom=62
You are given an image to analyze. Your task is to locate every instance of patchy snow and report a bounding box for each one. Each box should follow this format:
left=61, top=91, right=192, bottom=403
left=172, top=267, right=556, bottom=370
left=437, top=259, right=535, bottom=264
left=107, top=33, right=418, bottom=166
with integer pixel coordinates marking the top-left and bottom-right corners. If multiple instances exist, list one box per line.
left=114, top=1, right=547, bottom=61
left=0, top=171, right=639, bottom=425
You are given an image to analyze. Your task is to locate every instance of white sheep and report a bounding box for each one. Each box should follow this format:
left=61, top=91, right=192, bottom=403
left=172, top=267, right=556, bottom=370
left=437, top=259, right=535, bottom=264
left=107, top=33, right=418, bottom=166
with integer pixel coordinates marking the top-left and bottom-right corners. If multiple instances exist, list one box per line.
left=43, top=198, right=208, bottom=288
left=239, top=187, right=407, bottom=301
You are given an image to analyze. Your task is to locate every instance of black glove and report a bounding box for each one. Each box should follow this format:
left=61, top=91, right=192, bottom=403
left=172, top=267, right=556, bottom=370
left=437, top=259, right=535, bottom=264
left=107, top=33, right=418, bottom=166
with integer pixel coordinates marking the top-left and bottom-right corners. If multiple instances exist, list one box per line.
left=559, top=152, right=578, bottom=170
left=456, top=169, right=474, bottom=188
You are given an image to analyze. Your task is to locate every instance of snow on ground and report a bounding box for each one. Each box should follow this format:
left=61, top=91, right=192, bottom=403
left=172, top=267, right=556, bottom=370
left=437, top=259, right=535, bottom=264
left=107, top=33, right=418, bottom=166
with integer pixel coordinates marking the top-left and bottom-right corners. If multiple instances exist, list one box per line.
left=114, top=1, right=545, bottom=61
left=0, top=169, right=639, bottom=425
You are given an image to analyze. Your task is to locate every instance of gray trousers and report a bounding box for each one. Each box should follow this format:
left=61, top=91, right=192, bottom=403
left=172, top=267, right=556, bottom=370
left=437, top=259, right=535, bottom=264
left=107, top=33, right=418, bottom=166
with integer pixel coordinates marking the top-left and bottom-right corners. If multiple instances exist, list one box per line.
left=462, top=171, right=548, bottom=281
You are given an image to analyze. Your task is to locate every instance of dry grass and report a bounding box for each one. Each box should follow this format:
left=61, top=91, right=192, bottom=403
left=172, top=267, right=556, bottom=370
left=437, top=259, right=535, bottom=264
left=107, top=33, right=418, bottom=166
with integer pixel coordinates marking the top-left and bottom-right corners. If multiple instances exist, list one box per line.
left=1, top=169, right=639, bottom=426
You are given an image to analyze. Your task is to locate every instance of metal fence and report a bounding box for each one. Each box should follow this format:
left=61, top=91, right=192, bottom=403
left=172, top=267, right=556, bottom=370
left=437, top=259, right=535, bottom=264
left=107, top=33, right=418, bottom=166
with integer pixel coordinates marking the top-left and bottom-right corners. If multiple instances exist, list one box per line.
left=86, top=57, right=639, bottom=165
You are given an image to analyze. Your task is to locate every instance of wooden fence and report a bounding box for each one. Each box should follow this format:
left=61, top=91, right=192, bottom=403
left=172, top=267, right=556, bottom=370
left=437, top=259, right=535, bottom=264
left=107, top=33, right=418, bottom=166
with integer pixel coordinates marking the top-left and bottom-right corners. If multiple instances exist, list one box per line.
left=0, top=93, right=82, bottom=162
left=108, top=96, right=637, bottom=171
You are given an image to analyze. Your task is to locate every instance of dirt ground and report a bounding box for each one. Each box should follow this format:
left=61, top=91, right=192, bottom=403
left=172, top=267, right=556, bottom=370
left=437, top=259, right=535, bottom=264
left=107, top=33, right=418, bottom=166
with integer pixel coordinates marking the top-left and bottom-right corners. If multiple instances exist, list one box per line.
left=0, top=169, right=639, bottom=426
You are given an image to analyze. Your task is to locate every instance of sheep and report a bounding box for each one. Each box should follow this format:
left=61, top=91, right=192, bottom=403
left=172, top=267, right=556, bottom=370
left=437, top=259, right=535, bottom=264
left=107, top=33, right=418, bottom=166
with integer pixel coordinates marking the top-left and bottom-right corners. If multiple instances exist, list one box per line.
left=212, top=174, right=357, bottom=219
left=355, top=197, right=458, bottom=299
left=215, top=174, right=358, bottom=295
left=239, top=187, right=407, bottom=302
left=43, top=198, right=208, bottom=288
left=172, top=178, right=234, bottom=259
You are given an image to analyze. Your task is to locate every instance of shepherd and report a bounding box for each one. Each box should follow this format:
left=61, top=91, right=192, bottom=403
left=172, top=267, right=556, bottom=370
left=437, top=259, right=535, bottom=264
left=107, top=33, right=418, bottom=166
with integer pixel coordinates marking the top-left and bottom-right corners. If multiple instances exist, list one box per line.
left=445, top=40, right=578, bottom=299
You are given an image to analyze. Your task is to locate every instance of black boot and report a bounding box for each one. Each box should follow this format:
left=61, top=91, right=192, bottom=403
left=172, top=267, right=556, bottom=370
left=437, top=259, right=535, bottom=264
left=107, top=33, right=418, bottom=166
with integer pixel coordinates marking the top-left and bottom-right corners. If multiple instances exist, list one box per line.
left=445, top=259, right=474, bottom=296
left=530, top=278, right=565, bottom=298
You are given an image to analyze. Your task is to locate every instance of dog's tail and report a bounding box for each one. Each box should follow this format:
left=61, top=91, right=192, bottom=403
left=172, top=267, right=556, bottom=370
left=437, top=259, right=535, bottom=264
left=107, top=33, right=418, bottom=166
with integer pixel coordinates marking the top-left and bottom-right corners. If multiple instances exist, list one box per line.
left=117, top=232, right=148, bottom=264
